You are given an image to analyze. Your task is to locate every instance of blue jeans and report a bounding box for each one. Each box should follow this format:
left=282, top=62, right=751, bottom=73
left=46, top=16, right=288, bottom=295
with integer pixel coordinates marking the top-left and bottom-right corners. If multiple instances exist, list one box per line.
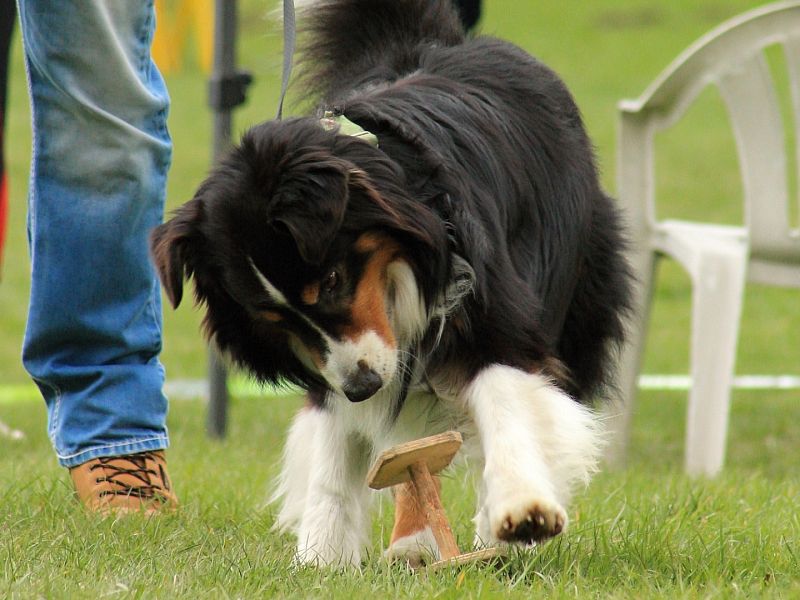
left=18, top=0, right=172, bottom=467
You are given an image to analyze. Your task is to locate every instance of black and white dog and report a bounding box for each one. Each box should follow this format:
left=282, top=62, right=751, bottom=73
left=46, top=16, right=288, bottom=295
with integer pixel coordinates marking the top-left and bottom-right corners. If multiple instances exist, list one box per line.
left=151, top=0, right=631, bottom=566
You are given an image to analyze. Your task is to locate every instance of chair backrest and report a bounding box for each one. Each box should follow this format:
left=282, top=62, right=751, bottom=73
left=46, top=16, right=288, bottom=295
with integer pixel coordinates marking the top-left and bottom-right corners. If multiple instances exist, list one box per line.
left=618, top=1, right=800, bottom=267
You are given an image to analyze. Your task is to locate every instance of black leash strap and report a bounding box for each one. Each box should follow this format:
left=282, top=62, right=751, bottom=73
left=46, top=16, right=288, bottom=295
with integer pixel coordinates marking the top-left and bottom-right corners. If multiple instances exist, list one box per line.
left=276, top=0, right=296, bottom=120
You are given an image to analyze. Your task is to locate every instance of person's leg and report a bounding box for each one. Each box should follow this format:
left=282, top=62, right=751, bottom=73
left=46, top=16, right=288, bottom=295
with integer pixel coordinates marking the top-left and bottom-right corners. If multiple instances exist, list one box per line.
left=17, top=0, right=173, bottom=492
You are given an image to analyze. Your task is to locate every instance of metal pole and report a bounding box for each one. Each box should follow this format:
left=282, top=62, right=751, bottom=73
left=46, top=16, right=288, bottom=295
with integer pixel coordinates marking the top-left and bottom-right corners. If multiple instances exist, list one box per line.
left=206, top=0, right=252, bottom=438
left=212, top=0, right=236, bottom=158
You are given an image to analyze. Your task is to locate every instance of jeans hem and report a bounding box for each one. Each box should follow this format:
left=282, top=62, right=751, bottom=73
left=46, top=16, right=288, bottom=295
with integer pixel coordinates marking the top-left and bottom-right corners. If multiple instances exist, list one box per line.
left=57, top=436, right=170, bottom=468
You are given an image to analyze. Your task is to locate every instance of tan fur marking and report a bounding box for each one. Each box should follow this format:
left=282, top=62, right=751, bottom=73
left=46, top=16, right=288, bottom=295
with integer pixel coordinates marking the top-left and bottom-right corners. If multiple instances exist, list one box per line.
left=343, top=234, right=399, bottom=346
left=289, top=333, right=324, bottom=370
left=390, top=477, right=441, bottom=543
left=301, top=282, right=320, bottom=306
left=308, top=347, right=324, bottom=370
left=354, top=232, right=383, bottom=254
left=260, top=310, right=283, bottom=323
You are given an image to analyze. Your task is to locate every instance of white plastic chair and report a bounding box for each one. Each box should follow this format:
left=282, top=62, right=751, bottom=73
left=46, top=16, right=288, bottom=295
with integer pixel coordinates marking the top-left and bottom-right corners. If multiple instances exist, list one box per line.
left=608, top=1, right=800, bottom=476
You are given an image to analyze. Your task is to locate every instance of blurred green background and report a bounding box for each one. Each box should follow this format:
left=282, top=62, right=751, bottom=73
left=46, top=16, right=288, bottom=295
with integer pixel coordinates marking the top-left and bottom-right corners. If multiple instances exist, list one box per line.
left=1, top=0, right=797, bottom=387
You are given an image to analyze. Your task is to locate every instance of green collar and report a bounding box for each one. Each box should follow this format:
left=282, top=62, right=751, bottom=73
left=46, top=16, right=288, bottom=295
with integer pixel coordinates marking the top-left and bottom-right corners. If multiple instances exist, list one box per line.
left=320, top=111, right=379, bottom=147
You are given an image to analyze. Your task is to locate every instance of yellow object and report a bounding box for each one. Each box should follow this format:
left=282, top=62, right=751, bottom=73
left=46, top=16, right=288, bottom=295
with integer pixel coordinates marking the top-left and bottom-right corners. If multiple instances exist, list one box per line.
left=153, top=0, right=213, bottom=74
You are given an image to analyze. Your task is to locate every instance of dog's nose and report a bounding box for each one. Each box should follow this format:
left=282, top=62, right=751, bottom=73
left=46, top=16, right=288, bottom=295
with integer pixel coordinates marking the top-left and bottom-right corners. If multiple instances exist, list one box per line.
left=342, top=360, right=383, bottom=403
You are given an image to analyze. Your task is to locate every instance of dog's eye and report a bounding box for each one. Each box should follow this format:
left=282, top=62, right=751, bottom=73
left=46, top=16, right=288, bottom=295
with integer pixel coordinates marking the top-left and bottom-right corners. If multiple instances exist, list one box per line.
left=322, top=270, right=339, bottom=294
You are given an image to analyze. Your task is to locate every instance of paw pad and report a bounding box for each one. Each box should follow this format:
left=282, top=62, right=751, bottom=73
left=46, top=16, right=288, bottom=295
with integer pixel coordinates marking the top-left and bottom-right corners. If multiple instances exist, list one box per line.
left=496, top=503, right=566, bottom=544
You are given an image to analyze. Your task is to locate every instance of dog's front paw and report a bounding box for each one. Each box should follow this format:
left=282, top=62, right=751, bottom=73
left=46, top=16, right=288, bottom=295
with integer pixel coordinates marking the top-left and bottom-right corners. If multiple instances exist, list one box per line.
left=490, top=496, right=567, bottom=545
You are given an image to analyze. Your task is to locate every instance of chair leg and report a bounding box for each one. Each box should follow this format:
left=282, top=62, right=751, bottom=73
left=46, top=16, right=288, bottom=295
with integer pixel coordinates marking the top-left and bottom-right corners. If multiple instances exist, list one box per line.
left=604, top=248, right=657, bottom=468
left=684, top=244, right=747, bottom=476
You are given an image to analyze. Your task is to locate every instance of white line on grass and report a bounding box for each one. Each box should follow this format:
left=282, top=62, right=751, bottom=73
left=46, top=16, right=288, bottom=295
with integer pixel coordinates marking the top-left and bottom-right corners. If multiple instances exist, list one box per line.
left=2, top=375, right=800, bottom=404
left=639, top=374, right=800, bottom=390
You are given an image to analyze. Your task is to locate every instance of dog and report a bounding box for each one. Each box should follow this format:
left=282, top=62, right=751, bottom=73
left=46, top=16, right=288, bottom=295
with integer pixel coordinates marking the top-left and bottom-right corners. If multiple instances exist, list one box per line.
left=151, top=0, right=632, bottom=567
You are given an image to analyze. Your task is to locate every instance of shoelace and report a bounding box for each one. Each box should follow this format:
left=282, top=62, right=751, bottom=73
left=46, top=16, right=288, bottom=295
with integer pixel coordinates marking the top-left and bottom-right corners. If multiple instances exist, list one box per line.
left=90, top=452, right=170, bottom=500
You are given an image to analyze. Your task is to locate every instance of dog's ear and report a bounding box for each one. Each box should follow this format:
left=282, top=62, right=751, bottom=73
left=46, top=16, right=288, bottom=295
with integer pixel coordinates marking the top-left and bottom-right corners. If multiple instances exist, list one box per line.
left=271, top=163, right=348, bottom=265
left=150, top=198, right=203, bottom=309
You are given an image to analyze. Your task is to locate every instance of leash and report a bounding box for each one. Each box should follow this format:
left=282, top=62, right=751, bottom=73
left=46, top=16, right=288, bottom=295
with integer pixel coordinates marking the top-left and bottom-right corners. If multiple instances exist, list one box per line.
left=276, top=0, right=296, bottom=120
left=275, top=0, right=378, bottom=146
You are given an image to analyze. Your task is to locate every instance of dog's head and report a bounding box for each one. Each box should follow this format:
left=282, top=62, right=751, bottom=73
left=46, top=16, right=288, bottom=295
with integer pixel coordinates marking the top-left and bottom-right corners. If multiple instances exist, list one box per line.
left=151, top=118, right=451, bottom=401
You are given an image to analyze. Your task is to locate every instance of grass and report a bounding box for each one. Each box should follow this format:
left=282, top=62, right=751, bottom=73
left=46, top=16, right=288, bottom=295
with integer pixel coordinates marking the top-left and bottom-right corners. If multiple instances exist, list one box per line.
left=2, top=390, right=799, bottom=598
left=1, top=0, right=799, bottom=597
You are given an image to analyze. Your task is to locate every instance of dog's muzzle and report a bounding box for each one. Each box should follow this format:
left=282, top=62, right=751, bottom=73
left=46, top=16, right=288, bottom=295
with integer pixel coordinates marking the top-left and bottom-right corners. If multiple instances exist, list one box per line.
left=341, top=360, right=383, bottom=402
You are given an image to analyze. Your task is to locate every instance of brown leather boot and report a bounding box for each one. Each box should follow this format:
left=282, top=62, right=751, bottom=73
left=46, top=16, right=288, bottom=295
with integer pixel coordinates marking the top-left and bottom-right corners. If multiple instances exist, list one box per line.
left=69, top=450, right=178, bottom=515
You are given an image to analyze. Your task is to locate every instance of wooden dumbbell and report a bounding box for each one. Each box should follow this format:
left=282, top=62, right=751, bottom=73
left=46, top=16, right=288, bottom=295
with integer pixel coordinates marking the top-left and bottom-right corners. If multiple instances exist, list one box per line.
left=367, top=431, right=500, bottom=569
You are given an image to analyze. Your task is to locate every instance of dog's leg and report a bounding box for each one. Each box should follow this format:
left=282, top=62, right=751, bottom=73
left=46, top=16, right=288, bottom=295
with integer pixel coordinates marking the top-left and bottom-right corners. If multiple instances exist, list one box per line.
left=385, top=478, right=442, bottom=567
left=462, top=365, right=601, bottom=546
left=291, top=404, right=372, bottom=567
left=272, top=406, right=319, bottom=534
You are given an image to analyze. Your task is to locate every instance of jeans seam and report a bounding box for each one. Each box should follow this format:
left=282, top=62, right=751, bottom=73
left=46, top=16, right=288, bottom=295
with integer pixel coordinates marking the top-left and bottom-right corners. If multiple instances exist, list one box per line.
left=143, top=0, right=170, bottom=166
left=148, top=278, right=163, bottom=352
left=156, top=105, right=170, bottom=149
left=140, top=0, right=154, bottom=75
left=34, top=377, right=62, bottom=447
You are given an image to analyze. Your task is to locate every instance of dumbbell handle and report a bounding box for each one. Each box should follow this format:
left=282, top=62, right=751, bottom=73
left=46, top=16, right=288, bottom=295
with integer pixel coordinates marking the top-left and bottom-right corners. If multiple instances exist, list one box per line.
left=407, top=460, right=461, bottom=560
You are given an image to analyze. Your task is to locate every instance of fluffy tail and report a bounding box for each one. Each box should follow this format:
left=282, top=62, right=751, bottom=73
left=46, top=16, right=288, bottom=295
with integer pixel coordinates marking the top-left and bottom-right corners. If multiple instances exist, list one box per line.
left=297, top=0, right=465, bottom=104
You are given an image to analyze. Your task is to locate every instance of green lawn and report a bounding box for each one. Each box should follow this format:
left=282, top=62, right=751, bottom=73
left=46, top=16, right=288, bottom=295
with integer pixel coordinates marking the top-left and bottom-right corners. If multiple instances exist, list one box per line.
left=2, top=390, right=799, bottom=598
left=1, top=0, right=799, bottom=598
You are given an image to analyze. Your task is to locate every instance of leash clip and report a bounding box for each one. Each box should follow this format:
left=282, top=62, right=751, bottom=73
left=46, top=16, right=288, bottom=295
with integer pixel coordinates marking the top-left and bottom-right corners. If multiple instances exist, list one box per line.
left=321, top=111, right=379, bottom=147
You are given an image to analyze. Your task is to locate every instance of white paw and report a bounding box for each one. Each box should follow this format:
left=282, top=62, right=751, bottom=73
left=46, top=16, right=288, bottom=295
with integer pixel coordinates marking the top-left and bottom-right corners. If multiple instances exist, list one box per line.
left=385, top=526, right=440, bottom=568
left=487, top=494, right=567, bottom=545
